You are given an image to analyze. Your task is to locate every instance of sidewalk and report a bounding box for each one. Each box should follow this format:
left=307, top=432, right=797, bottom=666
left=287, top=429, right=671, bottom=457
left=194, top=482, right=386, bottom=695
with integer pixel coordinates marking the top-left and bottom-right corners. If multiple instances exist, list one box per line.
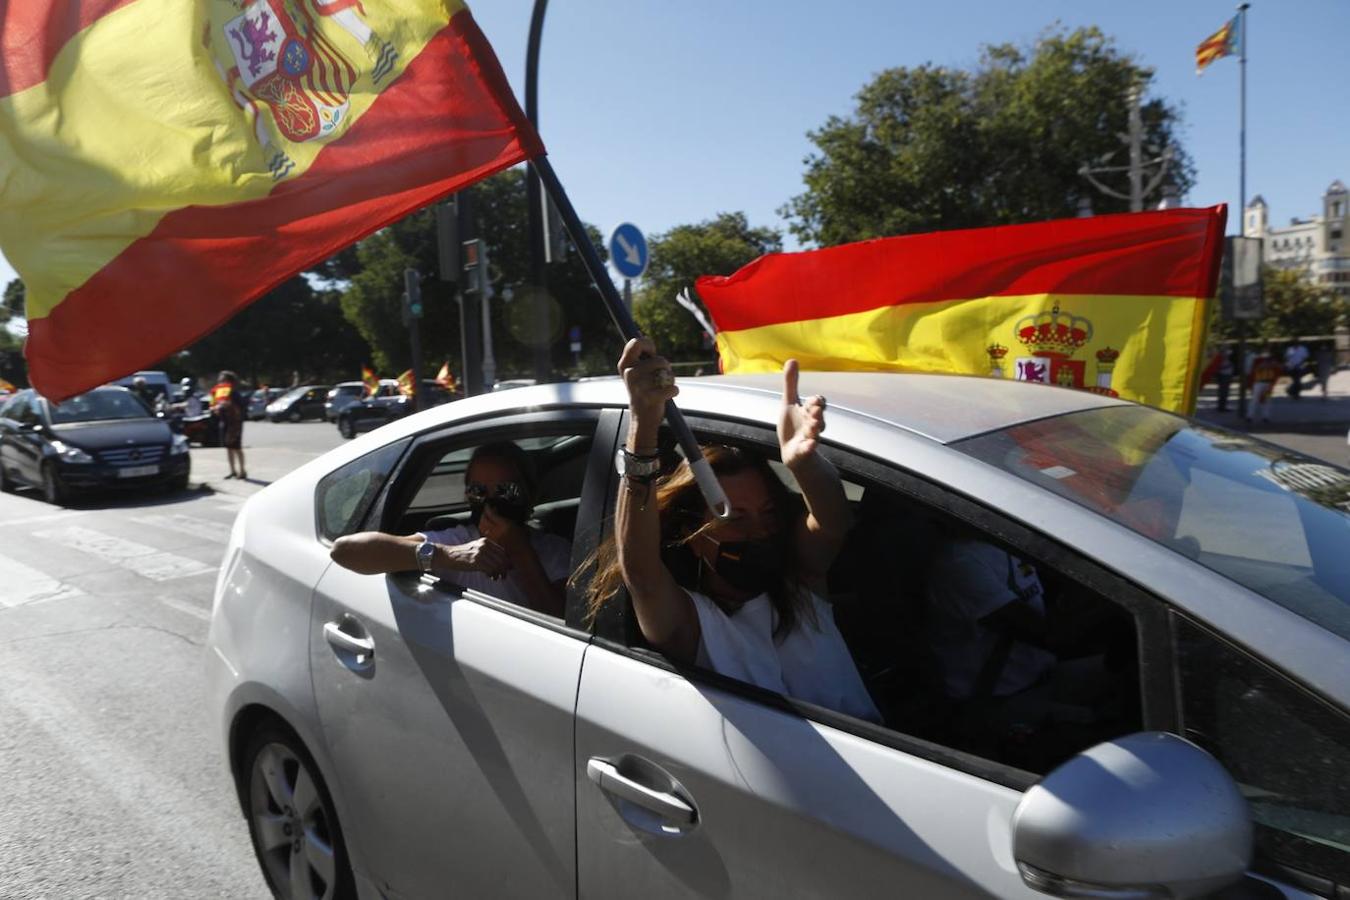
left=1194, top=367, right=1350, bottom=434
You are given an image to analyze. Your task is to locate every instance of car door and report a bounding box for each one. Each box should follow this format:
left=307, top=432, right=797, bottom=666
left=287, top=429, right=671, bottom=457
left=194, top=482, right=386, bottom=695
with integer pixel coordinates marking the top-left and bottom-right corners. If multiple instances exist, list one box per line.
left=9, top=393, right=46, bottom=485
left=573, top=418, right=1180, bottom=899
left=308, top=409, right=619, bottom=899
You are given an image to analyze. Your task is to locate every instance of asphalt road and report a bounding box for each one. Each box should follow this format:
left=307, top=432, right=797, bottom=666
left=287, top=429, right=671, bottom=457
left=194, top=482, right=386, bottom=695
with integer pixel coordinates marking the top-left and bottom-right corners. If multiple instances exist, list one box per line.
left=0, top=413, right=1346, bottom=899
left=0, top=420, right=344, bottom=900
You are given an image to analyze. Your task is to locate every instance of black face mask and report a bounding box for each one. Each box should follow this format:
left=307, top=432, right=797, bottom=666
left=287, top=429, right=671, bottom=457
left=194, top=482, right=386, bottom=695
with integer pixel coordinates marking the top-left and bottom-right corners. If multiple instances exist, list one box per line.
left=711, top=538, right=780, bottom=596
left=469, top=497, right=531, bottom=525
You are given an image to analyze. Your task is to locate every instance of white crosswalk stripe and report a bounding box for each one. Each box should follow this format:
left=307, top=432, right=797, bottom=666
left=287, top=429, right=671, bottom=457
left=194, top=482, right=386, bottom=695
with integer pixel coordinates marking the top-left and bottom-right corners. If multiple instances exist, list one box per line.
left=129, top=512, right=233, bottom=544
left=33, top=525, right=217, bottom=583
left=0, top=551, right=86, bottom=608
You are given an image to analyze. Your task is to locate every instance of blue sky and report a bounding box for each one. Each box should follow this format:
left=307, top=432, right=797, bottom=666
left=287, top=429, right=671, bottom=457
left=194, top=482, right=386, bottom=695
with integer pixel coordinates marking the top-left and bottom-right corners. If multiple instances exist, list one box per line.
left=2, top=0, right=1346, bottom=295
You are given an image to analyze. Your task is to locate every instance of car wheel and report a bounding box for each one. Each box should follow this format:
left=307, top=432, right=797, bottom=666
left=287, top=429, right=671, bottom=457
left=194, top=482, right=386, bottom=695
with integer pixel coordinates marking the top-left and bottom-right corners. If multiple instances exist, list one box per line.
left=0, top=460, right=11, bottom=493
left=288, top=410, right=302, bottom=423
left=338, top=417, right=354, bottom=440
left=41, top=461, right=69, bottom=506
left=169, top=472, right=190, bottom=493
left=242, top=726, right=355, bottom=900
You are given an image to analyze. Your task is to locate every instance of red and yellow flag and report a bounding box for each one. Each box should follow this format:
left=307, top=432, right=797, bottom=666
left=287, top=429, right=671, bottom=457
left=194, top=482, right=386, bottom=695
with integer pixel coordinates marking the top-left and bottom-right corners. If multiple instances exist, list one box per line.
left=2, top=1, right=543, bottom=400
left=361, top=365, right=378, bottom=397
left=697, top=207, right=1226, bottom=414
left=435, top=361, right=457, bottom=392
left=396, top=369, right=415, bottom=397
left=1196, top=15, right=1240, bottom=74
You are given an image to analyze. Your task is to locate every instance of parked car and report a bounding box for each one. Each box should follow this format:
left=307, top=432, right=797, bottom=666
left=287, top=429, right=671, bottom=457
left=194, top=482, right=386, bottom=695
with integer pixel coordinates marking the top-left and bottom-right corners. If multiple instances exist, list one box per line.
left=248, top=387, right=286, bottom=421
left=208, top=374, right=1350, bottom=900
left=325, top=382, right=368, bottom=421
left=335, top=380, right=454, bottom=439
left=267, top=384, right=331, bottom=422
left=0, top=386, right=190, bottom=503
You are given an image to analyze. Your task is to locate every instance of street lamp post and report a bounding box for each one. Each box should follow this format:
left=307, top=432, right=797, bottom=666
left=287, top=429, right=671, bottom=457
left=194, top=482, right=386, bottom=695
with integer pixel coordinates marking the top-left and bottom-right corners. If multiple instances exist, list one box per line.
left=525, top=0, right=552, bottom=384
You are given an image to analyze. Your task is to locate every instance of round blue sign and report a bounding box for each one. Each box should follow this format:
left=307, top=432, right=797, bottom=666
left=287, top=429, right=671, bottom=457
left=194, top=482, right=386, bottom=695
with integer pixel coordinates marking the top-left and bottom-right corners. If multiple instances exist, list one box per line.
left=609, top=223, right=648, bottom=280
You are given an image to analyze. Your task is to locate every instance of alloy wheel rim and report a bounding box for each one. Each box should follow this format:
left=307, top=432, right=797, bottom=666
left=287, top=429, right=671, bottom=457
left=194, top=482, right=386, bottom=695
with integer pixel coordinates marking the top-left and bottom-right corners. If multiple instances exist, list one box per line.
left=249, top=743, right=338, bottom=900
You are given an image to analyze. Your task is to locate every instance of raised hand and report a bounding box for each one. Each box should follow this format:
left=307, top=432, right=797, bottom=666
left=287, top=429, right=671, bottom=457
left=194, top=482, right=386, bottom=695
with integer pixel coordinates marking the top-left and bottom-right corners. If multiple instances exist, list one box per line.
left=441, top=537, right=510, bottom=578
left=778, top=359, right=825, bottom=470
left=477, top=503, right=530, bottom=560
left=618, top=336, right=678, bottom=425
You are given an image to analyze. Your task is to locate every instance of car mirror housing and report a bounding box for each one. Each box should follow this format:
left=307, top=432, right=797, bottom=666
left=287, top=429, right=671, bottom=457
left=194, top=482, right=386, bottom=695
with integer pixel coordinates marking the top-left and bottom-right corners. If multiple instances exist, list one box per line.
left=1011, top=731, right=1251, bottom=900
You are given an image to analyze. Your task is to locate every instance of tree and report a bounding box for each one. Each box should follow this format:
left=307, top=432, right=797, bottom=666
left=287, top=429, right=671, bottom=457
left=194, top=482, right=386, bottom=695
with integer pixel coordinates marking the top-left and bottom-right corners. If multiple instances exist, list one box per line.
left=783, top=27, right=1195, bottom=247
left=335, top=167, right=620, bottom=382
left=632, top=213, right=782, bottom=362
left=1255, top=267, right=1348, bottom=340
left=2, top=278, right=23, bottom=325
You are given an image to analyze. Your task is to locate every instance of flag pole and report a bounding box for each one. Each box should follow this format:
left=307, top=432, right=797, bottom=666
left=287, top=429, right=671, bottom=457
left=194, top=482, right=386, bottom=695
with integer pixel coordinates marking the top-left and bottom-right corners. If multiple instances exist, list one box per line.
left=531, top=155, right=731, bottom=518
left=1236, top=2, right=1250, bottom=420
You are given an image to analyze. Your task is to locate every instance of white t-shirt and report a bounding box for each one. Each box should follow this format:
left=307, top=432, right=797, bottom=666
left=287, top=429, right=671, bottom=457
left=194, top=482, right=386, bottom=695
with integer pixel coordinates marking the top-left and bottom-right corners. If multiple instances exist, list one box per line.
left=688, top=588, right=881, bottom=722
left=422, top=523, right=572, bottom=610
left=924, top=541, right=1056, bottom=700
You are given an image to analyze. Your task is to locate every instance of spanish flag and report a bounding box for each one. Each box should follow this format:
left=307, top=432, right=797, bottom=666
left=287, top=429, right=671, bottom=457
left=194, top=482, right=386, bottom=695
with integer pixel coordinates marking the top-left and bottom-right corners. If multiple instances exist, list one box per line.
left=697, top=207, right=1226, bottom=415
left=396, top=368, right=415, bottom=397
left=361, top=365, right=378, bottom=397
left=2, top=1, right=542, bottom=401
left=1196, top=15, right=1240, bottom=74
left=435, top=361, right=457, bottom=392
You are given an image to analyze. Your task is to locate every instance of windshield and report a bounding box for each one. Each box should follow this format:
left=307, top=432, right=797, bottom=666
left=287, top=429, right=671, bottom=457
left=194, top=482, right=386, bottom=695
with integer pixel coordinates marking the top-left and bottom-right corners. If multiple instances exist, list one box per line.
left=957, top=405, right=1350, bottom=641
left=49, top=389, right=153, bottom=424
left=277, top=386, right=309, bottom=403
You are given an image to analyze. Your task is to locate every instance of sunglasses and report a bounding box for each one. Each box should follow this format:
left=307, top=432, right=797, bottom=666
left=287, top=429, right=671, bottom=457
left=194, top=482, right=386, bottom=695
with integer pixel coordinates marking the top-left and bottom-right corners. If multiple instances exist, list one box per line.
left=465, top=481, right=526, bottom=504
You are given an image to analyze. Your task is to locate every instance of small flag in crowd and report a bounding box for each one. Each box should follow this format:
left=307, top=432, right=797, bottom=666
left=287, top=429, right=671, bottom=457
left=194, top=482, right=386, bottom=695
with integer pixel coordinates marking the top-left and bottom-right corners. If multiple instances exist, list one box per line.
left=696, top=206, right=1227, bottom=415
left=435, top=362, right=458, bottom=392
left=4, top=0, right=543, bottom=401
left=361, top=366, right=379, bottom=397
left=397, top=369, right=416, bottom=397
left=1196, top=15, right=1240, bottom=74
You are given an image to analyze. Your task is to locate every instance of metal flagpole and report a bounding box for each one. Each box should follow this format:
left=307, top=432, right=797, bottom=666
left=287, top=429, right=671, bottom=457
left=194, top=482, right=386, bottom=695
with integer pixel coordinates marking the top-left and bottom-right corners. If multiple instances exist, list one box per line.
left=532, top=155, right=731, bottom=518
left=1236, top=2, right=1250, bottom=420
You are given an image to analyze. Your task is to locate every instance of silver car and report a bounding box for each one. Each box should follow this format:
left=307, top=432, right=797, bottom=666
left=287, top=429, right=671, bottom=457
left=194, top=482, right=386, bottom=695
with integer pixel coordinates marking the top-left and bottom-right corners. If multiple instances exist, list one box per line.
left=207, top=374, right=1350, bottom=900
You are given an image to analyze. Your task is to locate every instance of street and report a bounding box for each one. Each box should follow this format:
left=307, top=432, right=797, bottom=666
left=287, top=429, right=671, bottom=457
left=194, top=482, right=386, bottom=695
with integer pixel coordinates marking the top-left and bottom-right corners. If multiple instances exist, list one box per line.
left=0, top=420, right=343, bottom=900
left=1, top=410, right=1346, bottom=898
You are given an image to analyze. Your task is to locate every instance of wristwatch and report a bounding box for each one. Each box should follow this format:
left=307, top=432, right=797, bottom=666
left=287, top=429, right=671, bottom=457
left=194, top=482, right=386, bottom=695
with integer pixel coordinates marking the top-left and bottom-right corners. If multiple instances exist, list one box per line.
left=615, top=447, right=661, bottom=481
left=414, top=539, right=436, bottom=574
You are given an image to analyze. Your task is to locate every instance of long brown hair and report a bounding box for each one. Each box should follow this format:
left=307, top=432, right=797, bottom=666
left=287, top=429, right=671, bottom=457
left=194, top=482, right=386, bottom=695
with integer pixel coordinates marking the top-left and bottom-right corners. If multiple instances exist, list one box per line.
left=578, top=444, right=812, bottom=640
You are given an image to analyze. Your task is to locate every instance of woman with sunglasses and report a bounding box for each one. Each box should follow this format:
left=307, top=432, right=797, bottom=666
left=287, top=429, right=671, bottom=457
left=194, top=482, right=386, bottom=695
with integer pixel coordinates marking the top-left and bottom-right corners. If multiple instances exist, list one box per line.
left=331, top=441, right=569, bottom=617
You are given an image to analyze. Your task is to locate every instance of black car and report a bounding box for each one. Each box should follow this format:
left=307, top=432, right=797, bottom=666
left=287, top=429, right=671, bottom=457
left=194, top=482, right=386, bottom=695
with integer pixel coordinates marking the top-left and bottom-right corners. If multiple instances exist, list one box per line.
left=336, top=381, right=456, bottom=438
left=267, top=384, right=331, bottom=422
left=0, top=387, right=191, bottom=504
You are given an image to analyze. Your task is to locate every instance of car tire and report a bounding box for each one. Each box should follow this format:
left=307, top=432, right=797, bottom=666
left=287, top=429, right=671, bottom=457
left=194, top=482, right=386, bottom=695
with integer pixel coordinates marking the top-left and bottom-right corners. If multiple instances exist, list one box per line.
left=169, top=472, right=190, bottom=493
left=0, top=460, right=11, bottom=493
left=242, top=725, right=356, bottom=900
left=338, top=417, right=354, bottom=440
left=41, top=461, right=69, bottom=506
left=288, top=410, right=302, bottom=423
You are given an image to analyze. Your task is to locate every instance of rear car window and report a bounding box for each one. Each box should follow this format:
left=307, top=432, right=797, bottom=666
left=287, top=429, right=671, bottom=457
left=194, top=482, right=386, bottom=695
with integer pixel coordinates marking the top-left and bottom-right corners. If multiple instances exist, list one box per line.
left=956, top=406, right=1350, bottom=642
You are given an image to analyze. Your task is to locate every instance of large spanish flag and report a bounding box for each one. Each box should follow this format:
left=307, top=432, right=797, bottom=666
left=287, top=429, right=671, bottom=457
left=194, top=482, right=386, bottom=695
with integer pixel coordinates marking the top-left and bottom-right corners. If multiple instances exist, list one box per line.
left=2, top=0, right=542, bottom=400
left=697, top=207, right=1226, bottom=414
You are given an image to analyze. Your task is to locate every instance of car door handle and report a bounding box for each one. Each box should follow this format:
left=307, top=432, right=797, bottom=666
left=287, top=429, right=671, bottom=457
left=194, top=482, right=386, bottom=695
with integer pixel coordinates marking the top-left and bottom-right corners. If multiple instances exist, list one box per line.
left=323, top=620, right=374, bottom=660
left=586, top=758, right=697, bottom=825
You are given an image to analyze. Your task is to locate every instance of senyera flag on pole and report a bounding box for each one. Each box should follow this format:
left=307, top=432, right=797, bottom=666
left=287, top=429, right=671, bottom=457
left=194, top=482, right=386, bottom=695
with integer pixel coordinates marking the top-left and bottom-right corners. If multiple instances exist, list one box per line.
left=1, top=0, right=542, bottom=400
left=697, top=207, right=1227, bottom=414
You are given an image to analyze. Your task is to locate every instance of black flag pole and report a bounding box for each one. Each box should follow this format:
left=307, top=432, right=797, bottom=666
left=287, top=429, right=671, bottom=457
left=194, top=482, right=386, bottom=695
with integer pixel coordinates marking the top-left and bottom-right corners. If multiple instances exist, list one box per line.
left=532, top=155, right=731, bottom=519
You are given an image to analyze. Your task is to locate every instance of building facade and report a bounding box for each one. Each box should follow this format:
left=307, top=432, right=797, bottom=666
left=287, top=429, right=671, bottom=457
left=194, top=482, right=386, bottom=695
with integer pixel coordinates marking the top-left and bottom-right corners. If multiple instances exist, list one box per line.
left=1243, top=180, right=1350, bottom=298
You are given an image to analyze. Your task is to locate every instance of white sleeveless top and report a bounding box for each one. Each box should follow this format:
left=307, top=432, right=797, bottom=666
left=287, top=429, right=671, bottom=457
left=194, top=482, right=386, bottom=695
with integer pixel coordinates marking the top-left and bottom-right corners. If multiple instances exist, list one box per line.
left=687, top=589, right=881, bottom=722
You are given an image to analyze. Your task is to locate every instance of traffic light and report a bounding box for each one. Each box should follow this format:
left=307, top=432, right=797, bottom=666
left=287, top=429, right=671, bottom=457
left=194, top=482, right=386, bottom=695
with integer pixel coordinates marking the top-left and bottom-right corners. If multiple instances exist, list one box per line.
left=404, top=268, right=423, bottom=318
left=461, top=239, right=482, bottom=294
left=435, top=196, right=459, bottom=285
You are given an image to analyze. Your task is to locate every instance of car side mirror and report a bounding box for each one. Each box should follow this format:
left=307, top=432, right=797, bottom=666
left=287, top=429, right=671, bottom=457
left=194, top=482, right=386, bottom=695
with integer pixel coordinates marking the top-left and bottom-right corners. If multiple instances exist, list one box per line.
left=1012, top=732, right=1251, bottom=900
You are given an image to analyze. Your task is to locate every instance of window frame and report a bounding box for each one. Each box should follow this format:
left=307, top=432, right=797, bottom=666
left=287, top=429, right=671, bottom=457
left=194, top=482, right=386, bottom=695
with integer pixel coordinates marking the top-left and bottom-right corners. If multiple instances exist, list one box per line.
left=364, top=406, right=623, bottom=636
left=589, top=411, right=1176, bottom=792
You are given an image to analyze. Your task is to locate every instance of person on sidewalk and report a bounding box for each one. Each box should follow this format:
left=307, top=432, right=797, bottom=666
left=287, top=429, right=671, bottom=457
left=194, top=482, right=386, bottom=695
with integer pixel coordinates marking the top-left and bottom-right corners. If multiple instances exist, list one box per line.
left=1216, top=346, right=1236, bottom=413
left=211, top=371, right=247, bottom=480
left=1284, top=341, right=1310, bottom=399
left=1247, top=345, right=1281, bottom=424
left=1314, top=342, right=1337, bottom=401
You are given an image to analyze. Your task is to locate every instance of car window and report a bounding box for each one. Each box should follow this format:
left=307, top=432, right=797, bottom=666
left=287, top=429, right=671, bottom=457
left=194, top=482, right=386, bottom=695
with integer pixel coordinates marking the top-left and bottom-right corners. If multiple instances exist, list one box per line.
left=2, top=392, right=29, bottom=421
left=49, top=389, right=152, bottom=424
left=957, top=406, right=1350, bottom=643
left=315, top=438, right=411, bottom=542
left=1176, top=615, right=1350, bottom=887
left=389, top=425, right=596, bottom=620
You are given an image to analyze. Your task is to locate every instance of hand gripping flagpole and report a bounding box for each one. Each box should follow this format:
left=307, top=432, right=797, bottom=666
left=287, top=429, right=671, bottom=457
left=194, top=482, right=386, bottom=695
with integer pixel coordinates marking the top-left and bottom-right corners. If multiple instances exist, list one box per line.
left=532, top=156, right=731, bottom=519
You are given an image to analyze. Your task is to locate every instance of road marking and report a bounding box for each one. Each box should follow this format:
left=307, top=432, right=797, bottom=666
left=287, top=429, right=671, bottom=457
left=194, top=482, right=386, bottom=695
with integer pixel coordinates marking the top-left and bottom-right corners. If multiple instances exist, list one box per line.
left=32, top=525, right=217, bottom=582
left=0, top=552, right=86, bottom=608
left=210, top=493, right=247, bottom=510
left=159, top=596, right=211, bottom=621
left=0, top=509, right=86, bottom=528
left=130, top=512, right=233, bottom=544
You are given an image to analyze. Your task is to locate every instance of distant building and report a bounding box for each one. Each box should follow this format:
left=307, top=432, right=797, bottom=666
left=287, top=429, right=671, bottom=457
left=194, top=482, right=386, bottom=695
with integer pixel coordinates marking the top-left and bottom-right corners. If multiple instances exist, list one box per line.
left=1243, top=180, right=1350, bottom=298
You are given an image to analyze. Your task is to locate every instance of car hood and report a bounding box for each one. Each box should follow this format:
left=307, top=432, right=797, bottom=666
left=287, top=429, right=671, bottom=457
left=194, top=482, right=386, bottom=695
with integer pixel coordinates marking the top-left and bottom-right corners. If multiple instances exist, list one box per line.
left=49, top=418, right=172, bottom=449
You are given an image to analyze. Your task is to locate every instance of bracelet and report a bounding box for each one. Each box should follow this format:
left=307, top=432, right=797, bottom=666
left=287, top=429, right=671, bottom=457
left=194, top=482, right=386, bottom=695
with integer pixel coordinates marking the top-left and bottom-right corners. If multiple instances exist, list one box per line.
left=623, top=474, right=654, bottom=511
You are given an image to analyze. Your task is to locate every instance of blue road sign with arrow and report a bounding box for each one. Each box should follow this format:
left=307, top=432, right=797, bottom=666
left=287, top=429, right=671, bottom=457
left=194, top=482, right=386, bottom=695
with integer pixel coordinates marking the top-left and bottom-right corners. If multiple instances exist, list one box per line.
left=609, top=223, right=648, bottom=280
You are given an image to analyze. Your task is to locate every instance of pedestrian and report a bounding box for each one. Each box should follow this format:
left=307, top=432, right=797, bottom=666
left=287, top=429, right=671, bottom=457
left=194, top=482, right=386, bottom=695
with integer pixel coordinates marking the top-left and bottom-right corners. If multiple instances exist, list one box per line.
left=211, top=370, right=247, bottom=480
left=182, top=377, right=203, bottom=417
left=1284, top=340, right=1310, bottom=399
left=1314, top=341, right=1336, bottom=401
left=1216, top=346, right=1235, bottom=413
left=1247, top=344, right=1280, bottom=424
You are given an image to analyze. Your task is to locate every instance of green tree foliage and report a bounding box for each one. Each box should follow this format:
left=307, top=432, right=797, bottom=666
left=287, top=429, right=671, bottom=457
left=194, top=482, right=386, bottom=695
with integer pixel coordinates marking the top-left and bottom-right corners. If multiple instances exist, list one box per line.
left=783, top=27, right=1195, bottom=246
left=179, top=276, right=369, bottom=386
left=632, top=213, right=782, bottom=363
left=2, top=278, right=23, bottom=324
left=335, top=167, right=619, bottom=381
left=1255, top=267, right=1349, bottom=340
